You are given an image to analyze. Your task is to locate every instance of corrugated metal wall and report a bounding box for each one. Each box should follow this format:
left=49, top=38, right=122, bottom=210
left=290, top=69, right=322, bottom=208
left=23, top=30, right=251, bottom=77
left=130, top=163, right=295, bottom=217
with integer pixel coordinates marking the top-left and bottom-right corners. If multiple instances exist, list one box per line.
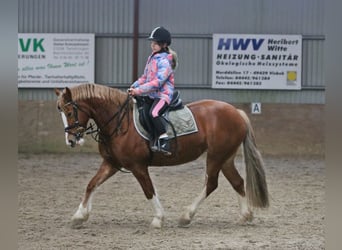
left=18, top=0, right=134, bottom=33
left=18, top=0, right=325, bottom=103
left=96, top=37, right=133, bottom=84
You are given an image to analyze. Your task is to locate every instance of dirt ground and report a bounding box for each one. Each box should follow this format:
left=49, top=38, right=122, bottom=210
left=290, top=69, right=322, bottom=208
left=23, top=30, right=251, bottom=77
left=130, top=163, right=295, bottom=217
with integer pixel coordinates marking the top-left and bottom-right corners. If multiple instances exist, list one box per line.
left=18, top=153, right=324, bottom=250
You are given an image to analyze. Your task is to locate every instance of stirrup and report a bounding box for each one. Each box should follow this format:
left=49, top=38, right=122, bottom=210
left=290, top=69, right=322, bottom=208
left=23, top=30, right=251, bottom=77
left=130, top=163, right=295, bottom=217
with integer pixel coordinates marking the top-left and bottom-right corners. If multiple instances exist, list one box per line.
left=150, top=138, right=171, bottom=155
left=159, top=138, right=172, bottom=155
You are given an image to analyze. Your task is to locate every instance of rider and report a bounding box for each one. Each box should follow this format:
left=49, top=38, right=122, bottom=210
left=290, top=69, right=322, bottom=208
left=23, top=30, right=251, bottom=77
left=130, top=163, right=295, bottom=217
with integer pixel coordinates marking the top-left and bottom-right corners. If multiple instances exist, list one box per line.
left=128, top=26, right=178, bottom=155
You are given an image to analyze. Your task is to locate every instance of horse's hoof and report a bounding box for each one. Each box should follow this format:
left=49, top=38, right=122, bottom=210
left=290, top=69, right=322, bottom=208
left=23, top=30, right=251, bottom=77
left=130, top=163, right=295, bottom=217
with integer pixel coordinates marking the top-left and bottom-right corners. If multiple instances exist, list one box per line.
left=71, top=212, right=89, bottom=228
left=178, top=213, right=193, bottom=227
left=239, top=211, right=254, bottom=224
left=178, top=208, right=195, bottom=227
left=70, top=217, right=86, bottom=228
left=150, top=217, right=163, bottom=229
left=178, top=218, right=192, bottom=227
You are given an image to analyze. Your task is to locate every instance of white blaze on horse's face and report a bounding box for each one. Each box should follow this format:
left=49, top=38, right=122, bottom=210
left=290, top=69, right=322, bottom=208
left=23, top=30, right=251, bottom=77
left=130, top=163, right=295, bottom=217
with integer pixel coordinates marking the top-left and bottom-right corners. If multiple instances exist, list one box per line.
left=60, top=111, right=72, bottom=146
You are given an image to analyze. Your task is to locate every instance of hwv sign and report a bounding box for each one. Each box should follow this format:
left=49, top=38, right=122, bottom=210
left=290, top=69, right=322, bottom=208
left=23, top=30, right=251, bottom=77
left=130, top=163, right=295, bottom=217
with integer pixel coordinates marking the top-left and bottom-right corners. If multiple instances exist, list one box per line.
left=217, top=38, right=264, bottom=51
left=212, top=33, right=302, bottom=90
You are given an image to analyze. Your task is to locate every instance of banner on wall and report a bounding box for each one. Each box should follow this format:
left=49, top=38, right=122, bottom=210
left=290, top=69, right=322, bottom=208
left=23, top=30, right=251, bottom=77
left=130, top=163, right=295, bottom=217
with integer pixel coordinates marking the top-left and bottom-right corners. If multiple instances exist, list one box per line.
left=18, top=33, right=95, bottom=88
left=212, top=34, right=302, bottom=89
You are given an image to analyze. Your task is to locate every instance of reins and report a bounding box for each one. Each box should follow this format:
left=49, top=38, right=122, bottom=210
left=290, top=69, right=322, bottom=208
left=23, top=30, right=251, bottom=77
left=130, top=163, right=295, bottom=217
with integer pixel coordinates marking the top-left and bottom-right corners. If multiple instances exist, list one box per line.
left=85, top=94, right=131, bottom=142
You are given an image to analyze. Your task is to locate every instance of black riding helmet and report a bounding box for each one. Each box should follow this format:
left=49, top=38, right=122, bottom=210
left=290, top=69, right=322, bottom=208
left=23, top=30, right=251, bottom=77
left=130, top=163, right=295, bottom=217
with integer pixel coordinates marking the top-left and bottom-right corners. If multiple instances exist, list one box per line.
left=147, top=27, right=171, bottom=46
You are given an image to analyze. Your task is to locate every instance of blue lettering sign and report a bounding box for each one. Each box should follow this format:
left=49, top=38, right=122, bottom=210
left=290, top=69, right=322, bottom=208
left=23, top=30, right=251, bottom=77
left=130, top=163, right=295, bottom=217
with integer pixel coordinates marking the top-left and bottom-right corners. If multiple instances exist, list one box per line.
left=217, top=38, right=264, bottom=51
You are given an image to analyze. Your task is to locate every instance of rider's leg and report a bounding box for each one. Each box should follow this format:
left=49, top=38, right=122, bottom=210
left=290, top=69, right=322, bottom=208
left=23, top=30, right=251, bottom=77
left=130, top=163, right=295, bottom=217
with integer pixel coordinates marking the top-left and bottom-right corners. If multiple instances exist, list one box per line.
left=149, top=99, right=171, bottom=154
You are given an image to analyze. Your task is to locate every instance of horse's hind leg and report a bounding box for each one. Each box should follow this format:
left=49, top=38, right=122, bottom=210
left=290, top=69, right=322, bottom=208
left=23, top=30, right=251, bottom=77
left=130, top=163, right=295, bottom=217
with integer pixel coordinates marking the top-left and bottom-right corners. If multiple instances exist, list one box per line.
left=71, top=159, right=118, bottom=227
left=221, top=154, right=253, bottom=223
left=179, top=155, right=221, bottom=227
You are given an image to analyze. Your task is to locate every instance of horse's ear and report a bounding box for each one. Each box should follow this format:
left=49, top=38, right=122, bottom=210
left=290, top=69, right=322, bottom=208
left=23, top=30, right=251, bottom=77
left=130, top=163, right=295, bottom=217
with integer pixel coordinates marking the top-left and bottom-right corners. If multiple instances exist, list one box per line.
left=54, top=88, right=61, bottom=96
left=64, top=87, right=72, bottom=102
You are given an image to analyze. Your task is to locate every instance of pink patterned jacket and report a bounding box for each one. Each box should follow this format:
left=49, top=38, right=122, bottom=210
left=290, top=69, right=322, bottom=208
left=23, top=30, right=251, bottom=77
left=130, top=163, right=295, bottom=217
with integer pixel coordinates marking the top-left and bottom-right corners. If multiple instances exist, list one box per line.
left=131, top=51, right=174, bottom=104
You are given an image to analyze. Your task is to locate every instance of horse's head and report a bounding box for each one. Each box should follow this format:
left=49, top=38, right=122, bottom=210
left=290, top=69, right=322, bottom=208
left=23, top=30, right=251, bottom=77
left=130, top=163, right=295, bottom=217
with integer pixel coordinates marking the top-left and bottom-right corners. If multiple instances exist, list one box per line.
left=54, top=87, right=90, bottom=147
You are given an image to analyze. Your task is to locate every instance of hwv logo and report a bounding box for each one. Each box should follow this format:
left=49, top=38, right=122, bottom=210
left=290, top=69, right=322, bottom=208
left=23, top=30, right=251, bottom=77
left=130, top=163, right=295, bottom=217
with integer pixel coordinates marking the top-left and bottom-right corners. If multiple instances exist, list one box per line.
left=19, top=38, right=45, bottom=52
left=217, top=38, right=264, bottom=51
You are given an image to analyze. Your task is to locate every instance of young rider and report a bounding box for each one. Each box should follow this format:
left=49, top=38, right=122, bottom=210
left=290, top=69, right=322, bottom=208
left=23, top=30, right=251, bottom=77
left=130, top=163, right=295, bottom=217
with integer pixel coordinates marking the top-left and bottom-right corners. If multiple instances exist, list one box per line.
left=128, top=26, right=178, bottom=155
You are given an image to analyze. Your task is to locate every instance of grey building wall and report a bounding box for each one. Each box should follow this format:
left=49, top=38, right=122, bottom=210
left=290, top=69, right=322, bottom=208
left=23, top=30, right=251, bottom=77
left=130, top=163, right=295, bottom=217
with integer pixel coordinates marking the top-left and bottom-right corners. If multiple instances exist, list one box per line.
left=18, top=0, right=325, bottom=104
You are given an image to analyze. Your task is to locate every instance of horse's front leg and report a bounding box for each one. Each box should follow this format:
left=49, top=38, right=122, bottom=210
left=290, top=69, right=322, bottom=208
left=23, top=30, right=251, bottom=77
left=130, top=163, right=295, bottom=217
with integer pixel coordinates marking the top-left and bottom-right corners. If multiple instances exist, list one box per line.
left=131, top=165, right=165, bottom=229
left=71, top=159, right=118, bottom=227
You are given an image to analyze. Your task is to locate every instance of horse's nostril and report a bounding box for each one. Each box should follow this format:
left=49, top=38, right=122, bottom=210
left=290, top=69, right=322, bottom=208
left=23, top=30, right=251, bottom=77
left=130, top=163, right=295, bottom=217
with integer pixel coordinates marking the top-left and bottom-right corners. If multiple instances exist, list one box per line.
left=69, top=140, right=76, bottom=147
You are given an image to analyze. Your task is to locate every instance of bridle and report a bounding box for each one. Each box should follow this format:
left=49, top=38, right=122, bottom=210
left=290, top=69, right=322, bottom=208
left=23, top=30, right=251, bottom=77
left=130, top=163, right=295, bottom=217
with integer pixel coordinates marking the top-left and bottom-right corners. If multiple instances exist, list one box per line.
left=59, top=101, right=92, bottom=142
left=59, top=94, right=131, bottom=143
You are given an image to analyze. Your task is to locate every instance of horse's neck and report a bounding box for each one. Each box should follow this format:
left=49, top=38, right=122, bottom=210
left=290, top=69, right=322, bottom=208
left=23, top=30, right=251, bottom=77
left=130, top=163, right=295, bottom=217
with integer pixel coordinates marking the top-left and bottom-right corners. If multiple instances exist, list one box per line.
left=87, top=97, right=129, bottom=132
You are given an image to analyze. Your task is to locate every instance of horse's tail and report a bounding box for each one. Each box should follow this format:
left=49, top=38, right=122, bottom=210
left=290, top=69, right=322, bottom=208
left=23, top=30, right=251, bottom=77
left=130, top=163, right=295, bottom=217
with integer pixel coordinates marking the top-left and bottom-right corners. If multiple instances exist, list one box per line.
left=238, top=109, right=269, bottom=208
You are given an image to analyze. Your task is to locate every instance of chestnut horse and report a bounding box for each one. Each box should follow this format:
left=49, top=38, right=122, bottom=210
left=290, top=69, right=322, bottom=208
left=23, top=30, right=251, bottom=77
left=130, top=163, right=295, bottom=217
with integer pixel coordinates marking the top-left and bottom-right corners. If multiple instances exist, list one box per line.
left=54, top=83, right=269, bottom=228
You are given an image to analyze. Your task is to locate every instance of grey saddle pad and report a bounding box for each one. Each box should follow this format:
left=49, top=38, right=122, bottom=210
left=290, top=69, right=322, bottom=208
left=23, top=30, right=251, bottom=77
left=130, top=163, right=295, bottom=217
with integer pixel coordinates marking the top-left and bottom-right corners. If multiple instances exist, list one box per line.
left=133, top=103, right=199, bottom=140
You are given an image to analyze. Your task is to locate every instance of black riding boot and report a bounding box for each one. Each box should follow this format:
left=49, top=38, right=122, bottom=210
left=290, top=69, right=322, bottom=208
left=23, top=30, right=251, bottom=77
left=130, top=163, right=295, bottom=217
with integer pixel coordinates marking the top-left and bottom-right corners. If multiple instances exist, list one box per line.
left=150, top=117, right=172, bottom=155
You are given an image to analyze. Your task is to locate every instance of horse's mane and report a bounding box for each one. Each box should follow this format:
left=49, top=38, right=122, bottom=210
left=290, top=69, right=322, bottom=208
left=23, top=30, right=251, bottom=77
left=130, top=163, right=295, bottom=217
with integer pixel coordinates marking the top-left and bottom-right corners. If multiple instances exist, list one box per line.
left=69, top=83, right=128, bottom=105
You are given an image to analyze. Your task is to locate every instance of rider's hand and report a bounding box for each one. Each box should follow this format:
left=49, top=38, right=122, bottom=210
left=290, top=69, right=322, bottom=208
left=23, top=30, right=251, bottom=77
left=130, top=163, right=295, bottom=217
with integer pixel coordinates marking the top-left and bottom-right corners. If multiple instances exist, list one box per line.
left=128, top=88, right=138, bottom=96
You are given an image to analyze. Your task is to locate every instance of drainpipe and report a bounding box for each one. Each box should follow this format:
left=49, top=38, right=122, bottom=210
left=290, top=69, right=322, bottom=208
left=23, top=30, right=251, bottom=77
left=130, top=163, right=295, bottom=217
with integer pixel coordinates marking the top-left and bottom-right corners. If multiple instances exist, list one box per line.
left=132, top=0, right=139, bottom=82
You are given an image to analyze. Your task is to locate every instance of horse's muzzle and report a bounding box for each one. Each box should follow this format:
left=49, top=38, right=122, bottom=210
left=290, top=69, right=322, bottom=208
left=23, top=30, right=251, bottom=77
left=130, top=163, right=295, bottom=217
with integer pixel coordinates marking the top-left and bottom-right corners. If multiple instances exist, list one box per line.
left=69, top=139, right=76, bottom=147
left=65, top=132, right=85, bottom=147
left=66, top=135, right=85, bottom=147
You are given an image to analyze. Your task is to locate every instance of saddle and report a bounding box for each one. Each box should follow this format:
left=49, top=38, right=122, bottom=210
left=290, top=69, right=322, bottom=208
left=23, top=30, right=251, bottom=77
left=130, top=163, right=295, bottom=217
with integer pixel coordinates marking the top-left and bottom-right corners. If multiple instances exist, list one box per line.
left=134, top=90, right=183, bottom=142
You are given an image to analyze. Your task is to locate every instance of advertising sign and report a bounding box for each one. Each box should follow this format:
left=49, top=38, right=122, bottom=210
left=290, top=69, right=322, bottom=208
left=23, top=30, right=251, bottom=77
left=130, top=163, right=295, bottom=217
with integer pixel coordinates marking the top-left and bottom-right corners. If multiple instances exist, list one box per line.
left=212, top=34, right=302, bottom=89
left=18, top=33, right=94, bottom=88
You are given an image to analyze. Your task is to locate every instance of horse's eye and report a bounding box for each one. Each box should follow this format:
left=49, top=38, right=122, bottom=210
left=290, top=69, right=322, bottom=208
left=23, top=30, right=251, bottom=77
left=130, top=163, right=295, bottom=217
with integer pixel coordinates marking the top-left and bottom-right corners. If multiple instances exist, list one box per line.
left=67, top=112, right=73, bottom=118
left=57, top=105, right=61, bottom=112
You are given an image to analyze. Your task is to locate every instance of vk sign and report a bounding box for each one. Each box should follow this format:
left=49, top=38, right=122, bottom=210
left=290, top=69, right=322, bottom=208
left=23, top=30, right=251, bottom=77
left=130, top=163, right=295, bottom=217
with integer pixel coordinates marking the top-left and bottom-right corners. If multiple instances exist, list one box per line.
left=19, top=38, right=45, bottom=52
left=217, top=38, right=264, bottom=51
